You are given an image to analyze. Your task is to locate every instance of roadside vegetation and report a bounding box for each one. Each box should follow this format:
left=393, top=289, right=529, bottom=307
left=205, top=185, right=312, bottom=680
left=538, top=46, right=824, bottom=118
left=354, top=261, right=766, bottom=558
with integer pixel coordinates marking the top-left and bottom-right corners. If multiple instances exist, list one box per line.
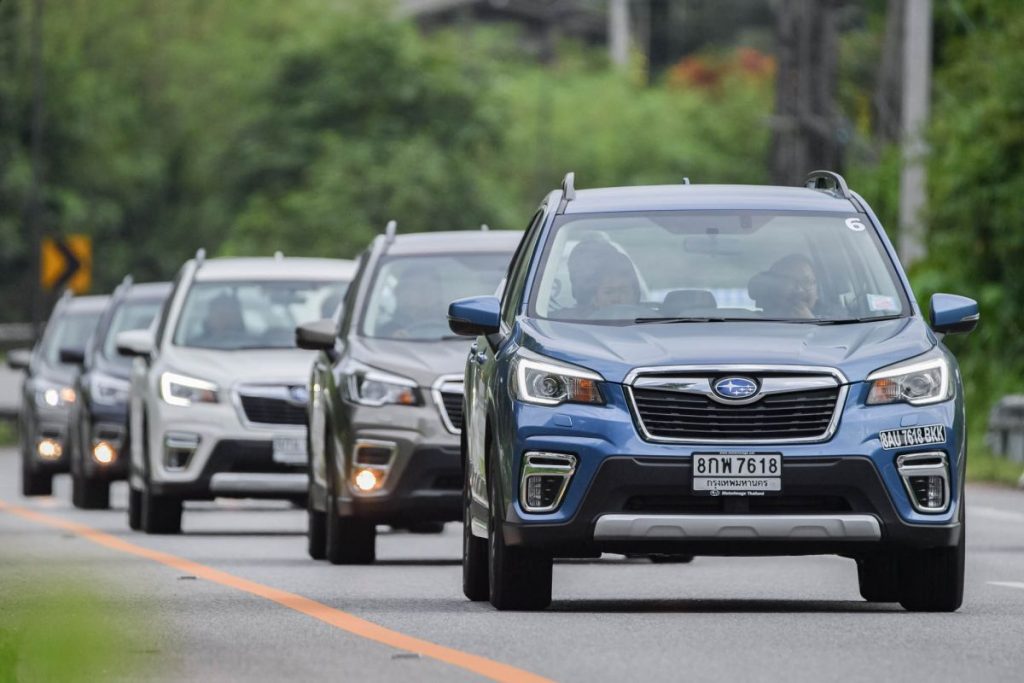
left=0, top=578, right=149, bottom=682
left=0, top=0, right=1021, bottom=482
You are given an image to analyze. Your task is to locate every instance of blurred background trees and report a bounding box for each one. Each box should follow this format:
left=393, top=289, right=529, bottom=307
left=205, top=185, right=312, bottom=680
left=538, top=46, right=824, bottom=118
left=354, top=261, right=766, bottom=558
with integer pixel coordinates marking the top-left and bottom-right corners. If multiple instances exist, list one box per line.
left=1, top=0, right=1022, bottom=466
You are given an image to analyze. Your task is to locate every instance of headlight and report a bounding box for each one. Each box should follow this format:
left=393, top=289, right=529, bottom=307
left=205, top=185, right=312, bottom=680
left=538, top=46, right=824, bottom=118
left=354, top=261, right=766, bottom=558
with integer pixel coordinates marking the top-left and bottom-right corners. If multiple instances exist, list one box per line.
left=344, top=361, right=420, bottom=407
left=513, top=352, right=604, bottom=406
left=160, top=372, right=219, bottom=407
left=866, top=350, right=951, bottom=406
left=91, top=374, right=131, bottom=406
left=34, top=382, right=76, bottom=408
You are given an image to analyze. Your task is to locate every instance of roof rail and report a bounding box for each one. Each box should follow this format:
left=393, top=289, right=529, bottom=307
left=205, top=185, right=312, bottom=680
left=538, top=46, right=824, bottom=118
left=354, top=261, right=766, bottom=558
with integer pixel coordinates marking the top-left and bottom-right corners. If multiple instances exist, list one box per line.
left=195, top=248, right=206, bottom=265
left=805, top=170, right=851, bottom=199
left=384, top=220, right=398, bottom=245
left=558, top=172, right=576, bottom=213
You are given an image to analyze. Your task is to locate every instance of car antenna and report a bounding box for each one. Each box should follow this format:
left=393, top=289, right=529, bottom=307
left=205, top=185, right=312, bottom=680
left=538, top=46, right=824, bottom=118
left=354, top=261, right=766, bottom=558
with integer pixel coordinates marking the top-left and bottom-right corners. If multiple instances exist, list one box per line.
left=557, top=171, right=576, bottom=214
left=682, top=177, right=691, bottom=185
left=274, top=250, right=284, bottom=261
left=385, top=220, right=398, bottom=245
left=195, top=248, right=206, bottom=265
left=480, top=223, right=490, bottom=231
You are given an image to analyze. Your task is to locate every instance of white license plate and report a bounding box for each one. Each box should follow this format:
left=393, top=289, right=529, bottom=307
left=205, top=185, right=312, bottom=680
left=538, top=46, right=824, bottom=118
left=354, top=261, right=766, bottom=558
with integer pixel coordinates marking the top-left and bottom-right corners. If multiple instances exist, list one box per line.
left=878, top=425, right=946, bottom=450
left=272, top=436, right=307, bottom=465
left=693, top=453, right=782, bottom=495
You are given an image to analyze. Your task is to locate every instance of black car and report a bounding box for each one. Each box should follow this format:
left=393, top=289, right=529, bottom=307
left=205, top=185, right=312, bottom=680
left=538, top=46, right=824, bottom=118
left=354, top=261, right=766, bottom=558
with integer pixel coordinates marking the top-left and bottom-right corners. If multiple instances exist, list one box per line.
left=63, top=279, right=171, bottom=508
left=7, top=292, right=107, bottom=496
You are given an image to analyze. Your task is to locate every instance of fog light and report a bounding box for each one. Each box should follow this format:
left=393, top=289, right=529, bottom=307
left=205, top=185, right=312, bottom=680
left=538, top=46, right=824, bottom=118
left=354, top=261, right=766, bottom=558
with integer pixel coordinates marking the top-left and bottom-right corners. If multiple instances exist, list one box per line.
left=520, top=452, right=576, bottom=513
left=37, top=438, right=63, bottom=460
left=164, top=432, right=199, bottom=471
left=896, top=452, right=950, bottom=513
left=353, top=468, right=380, bottom=492
left=92, top=441, right=117, bottom=465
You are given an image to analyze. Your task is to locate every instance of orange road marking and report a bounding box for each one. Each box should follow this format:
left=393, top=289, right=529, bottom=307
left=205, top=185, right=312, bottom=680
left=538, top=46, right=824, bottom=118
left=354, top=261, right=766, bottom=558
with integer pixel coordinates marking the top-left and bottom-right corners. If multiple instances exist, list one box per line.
left=0, top=499, right=552, bottom=683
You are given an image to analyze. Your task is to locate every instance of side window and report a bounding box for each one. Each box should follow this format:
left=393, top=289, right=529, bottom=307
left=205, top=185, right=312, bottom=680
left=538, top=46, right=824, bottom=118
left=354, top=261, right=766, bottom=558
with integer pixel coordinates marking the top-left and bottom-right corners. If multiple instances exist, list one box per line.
left=501, top=211, right=545, bottom=326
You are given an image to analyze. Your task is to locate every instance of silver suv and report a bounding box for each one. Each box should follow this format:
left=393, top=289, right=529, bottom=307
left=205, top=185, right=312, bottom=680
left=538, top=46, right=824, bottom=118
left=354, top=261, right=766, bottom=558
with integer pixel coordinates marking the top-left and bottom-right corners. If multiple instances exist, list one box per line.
left=119, top=252, right=356, bottom=533
left=299, top=226, right=520, bottom=563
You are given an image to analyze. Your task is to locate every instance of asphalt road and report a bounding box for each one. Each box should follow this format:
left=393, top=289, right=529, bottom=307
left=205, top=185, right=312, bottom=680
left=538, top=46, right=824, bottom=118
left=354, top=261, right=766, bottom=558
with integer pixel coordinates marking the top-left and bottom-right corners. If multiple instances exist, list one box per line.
left=2, top=447, right=1024, bottom=682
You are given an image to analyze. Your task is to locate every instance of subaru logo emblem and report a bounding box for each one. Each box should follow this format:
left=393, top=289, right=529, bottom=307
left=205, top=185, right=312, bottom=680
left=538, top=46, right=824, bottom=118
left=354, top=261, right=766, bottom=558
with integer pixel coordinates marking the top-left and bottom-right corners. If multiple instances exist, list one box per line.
left=289, top=386, right=310, bottom=404
left=712, top=376, right=758, bottom=400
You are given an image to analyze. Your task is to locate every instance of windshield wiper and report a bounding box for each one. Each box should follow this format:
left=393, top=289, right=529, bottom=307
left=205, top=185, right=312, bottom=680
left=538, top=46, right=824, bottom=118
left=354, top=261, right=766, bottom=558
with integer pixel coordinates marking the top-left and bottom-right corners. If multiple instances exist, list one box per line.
left=812, top=314, right=905, bottom=325
left=635, top=316, right=754, bottom=324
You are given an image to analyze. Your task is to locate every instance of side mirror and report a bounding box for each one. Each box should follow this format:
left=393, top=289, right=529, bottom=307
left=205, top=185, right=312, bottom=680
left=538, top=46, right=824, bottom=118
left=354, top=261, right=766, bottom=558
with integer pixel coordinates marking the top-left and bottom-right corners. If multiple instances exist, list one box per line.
left=59, top=346, right=86, bottom=366
left=296, top=318, right=337, bottom=351
left=929, top=293, right=979, bottom=335
left=6, top=348, right=31, bottom=371
left=448, top=296, right=501, bottom=337
left=116, top=329, right=155, bottom=358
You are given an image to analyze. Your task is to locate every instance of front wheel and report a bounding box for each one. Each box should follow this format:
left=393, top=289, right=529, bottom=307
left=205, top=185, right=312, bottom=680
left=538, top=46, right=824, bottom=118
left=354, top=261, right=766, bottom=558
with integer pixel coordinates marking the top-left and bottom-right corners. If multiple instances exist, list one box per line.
left=487, top=442, right=552, bottom=610
left=857, top=553, right=900, bottom=602
left=308, top=500, right=327, bottom=561
left=72, top=476, right=110, bottom=510
left=128, top=486, right=143, bottom=531
left=21, top=466, right=52, bottom=497
left=463, top=452, right=489, bottom=601
left=325, top=484, right=375, bottom=565
left=141, top=487, right=182, bottom=535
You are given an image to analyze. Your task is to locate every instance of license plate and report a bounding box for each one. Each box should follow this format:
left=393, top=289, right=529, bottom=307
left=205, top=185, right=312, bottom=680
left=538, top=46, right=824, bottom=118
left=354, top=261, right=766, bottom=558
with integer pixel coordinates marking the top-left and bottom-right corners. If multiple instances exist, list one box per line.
left=693, top=453, right=782, bottom=496
left=878, top=424, right=946, bottom=450
left=272, top=436, right=307, bottom=465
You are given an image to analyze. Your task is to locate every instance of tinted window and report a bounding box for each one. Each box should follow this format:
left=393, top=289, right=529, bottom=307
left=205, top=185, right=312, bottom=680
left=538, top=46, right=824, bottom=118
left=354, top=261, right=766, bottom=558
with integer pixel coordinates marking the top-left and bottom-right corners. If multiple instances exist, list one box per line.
left=362, top=253, right=511, bottom=341
left=39, top=312, right=101, bottom=366
left=531, top=211, right=907, bottom=324
left=102, top=300, right=164, bottom=367
left=173, top=280, right=347, bottom=350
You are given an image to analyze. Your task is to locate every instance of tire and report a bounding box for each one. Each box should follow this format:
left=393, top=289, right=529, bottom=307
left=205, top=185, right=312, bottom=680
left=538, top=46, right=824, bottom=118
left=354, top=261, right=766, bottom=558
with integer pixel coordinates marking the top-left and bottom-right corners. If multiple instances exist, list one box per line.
left=325, top=481, right=375, bottom=565
left=308, top=504, right=327, bottom=560
left=128, top=486, right=143, bottom=531
left=487, top=442, right=552, bottom=610
left=72, top=475, right=110, bottom=510
left=857, top=553, right=900, bottom=602
left=21, top=466, right=52, bottom=497
left=463, top=447, right=489, bottom=601
left=141, top=487, right=182, bottom=535
left=407, top=521, right=445, bottom=534
left=897, top=500, right=966, bottom=612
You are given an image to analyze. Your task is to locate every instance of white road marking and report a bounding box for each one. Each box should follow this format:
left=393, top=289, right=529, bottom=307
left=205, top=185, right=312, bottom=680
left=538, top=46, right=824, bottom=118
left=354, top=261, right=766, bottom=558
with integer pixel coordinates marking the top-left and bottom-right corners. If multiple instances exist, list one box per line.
left=989, top=581, right=1024, bottom=591
left=970, top=506, right=1024, bottom=523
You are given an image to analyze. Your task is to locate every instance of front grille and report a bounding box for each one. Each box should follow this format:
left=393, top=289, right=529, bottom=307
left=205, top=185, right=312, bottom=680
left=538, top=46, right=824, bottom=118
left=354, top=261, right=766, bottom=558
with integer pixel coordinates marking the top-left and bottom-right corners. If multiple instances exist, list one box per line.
left=631, top=386, right=840, bottom=441
left=239, top=395, right=306, bottom=426
left=439, top=391, right=464, bottom=432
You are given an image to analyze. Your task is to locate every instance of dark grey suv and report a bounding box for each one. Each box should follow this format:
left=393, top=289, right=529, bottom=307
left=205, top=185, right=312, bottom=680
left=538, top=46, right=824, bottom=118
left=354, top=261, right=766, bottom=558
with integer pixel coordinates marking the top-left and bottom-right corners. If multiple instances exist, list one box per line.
left=299, top=225, right=520, bottom=563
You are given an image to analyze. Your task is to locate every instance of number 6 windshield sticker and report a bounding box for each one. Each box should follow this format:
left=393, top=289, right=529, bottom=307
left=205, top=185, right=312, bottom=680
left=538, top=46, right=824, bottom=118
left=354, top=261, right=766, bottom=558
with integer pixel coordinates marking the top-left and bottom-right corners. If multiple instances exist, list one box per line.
left=846, top=217, right=866, bottom=232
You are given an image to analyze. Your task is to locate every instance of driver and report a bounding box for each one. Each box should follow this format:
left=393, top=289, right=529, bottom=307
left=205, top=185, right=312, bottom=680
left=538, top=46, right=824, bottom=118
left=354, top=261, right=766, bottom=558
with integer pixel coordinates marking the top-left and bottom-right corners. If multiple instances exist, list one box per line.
left=376, top=264, right=444, bottom=339
left=566, top=240, right=641, bottom=318
left=749, top=254, right=819, bottom=319
left=201, top=294, right=247, bottom=347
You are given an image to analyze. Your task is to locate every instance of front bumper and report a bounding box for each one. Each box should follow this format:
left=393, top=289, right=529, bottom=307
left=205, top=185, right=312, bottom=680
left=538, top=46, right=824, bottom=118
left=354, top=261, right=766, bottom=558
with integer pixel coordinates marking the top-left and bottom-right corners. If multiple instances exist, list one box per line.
left=502, top=456, right=961, bottom=557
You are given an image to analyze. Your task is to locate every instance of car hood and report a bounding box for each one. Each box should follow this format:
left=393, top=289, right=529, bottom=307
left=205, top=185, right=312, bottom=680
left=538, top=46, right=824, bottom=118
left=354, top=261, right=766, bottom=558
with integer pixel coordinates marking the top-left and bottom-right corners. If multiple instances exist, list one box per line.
left=159, top=347, right=318, bottom=388
left=519, top=317, right=937, bottom=384
left=350, top=337, right=471, bottom=387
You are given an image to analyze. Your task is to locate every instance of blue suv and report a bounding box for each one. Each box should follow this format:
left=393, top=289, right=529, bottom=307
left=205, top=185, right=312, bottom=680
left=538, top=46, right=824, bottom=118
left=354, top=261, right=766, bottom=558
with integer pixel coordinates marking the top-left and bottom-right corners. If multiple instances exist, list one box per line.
left=449, top=171, right=979, bottom=612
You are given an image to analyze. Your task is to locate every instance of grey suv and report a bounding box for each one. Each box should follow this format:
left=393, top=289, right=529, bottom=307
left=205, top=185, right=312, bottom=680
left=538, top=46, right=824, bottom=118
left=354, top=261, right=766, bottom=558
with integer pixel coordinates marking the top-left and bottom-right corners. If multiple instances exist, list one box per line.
left=299, top=225, right=520, bottom=563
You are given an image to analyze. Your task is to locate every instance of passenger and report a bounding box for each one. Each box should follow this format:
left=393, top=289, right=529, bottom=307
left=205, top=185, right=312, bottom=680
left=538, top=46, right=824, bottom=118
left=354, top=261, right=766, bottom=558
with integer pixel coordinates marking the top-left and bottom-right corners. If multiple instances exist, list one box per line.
left=749, top=254, right=819, bottom=319
left=376, top=265, right=444, bottom=339
left=202, top=294, right=247, bottom=346
left=566, top=239, right=642, bottom=318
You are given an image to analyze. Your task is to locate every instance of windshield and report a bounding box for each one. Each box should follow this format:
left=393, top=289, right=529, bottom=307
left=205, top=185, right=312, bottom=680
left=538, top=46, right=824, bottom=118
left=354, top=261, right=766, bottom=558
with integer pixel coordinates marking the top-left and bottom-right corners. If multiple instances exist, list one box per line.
left=362, top=253, right=511, bottom=341
left=102, top=299, right=164, bottom=367
left=40, top=311, right=101, bottom=366
left=174, top=280, right=348, bottom=350
left=531, top=211, right=908, bottom=324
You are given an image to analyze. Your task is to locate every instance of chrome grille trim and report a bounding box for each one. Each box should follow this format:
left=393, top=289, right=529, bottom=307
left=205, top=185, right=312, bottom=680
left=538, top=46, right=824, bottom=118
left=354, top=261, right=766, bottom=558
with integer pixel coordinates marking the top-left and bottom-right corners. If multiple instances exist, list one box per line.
left=432, top=375, right=464, bottom=434
left=625, top=364, right=848, bottom=445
